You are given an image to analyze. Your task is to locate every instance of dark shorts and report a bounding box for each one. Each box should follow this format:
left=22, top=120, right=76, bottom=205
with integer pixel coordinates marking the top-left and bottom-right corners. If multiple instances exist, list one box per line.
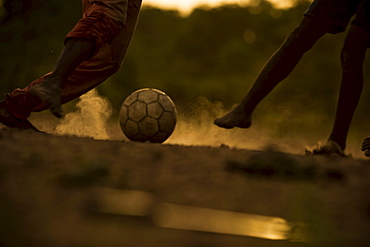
left=304, top=0, right=370, bottom=33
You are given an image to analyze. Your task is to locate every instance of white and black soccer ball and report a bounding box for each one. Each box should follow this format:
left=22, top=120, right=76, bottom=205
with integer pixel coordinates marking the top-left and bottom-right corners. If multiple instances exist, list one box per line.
left=119, top=88, right=177, bottom=143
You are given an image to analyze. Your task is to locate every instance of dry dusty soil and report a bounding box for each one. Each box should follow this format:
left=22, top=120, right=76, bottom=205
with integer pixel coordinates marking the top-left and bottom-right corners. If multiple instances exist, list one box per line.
left=0, top=129, right=370, bottom=247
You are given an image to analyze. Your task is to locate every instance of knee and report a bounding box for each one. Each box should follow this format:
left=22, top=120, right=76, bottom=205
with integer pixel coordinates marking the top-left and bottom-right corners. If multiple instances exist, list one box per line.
left=282, top=17, right=328, bottom=53
left=341, top=26, right=369, bottom=66
left=283, top=26, right=319, bottom=54
left=341, top=42, right=367, bottom=67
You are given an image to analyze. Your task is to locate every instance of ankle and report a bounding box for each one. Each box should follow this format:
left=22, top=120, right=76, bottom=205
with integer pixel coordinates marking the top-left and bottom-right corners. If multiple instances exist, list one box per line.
left=328, top=139, right=345, bottom=151
left=241, top=104, right=254, bottom=117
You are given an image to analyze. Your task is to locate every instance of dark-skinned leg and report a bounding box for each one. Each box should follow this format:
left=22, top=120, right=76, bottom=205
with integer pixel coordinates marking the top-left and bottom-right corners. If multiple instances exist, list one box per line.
left=214, top=17, right=331, bottom=129
left=328, top=25, right=370, bottom=150
left=30, top=38, right=95, bottom=118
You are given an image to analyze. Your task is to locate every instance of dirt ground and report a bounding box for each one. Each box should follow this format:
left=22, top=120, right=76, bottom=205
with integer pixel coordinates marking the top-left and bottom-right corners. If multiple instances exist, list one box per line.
left=0, top=127, right=370, bottom=247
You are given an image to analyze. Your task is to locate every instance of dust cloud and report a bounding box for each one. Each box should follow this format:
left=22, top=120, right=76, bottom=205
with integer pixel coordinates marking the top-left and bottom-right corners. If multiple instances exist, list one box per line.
left=166, top=96, right=266, bottom=150
left=29, top=90, right=365, bottom=158
left=167, top=96, right=306, bottom=154
left=53, top=89, right=113, bottom=140
left=167, top=96, right=365, bottom=158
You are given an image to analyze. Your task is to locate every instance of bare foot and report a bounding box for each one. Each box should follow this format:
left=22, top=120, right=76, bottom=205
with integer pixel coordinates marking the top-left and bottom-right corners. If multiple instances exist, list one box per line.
left=305, top=140, right=350, bottom=158
left=30, top=76, right=63, bottom=118
left=214, top=106, right=252, bottom=129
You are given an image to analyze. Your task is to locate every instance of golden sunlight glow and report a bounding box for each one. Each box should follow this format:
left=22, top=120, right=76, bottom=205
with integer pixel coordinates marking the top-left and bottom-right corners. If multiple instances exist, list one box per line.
left=91, top=188, right=308, bottom=242
left=143, top=0, right=295, bottom=15
left=268, top=0, right=295, bottom=8
left=154, top=203, right=291, bottom=240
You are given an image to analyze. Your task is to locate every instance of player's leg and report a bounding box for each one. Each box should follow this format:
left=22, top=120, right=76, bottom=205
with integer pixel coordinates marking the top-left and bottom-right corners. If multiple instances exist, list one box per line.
left=0, top=99, right=38, bottom=130
left=326, top=25, right=370, bottom=151
left=0, top=0, right=142, bottom=130
left=214, top=16, right=330, bottom=129
left=358, top=0, right=370, bottom=157
left=36, top=0, right=142, bottom=109
left=29, top=39, right=95, bottom=118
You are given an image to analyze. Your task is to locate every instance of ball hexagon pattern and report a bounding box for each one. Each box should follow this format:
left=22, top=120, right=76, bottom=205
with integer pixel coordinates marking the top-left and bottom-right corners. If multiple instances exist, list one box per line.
left=119, top=88, right=177, bottom=143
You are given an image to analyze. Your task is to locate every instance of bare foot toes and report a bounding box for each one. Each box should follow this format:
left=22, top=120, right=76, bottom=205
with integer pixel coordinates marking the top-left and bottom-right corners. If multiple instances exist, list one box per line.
left=305, top=141, right=350, bottom=157
left=214, top=109, right=251, bottom=129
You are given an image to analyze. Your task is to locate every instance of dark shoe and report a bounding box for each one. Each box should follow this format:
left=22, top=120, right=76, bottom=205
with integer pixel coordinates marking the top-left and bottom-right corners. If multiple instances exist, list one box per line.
left=0, top=100, right=39, bottom=131
left=29, top=80, right=63, bottom=118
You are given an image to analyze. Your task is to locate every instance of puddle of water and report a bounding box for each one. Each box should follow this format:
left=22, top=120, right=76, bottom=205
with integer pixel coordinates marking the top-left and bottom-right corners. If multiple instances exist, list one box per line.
left=90, top=188, right=308, bottom=242
left=153, top=203, right=290, bottom=240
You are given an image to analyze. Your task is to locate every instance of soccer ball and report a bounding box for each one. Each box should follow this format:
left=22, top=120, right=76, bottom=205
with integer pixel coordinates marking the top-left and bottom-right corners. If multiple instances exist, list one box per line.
left=119, top=88, right=177, bottom=143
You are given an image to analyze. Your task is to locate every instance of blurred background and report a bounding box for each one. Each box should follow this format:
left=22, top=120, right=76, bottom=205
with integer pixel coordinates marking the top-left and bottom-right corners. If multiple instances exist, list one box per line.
left=1, top=0, right=370, bottom=155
